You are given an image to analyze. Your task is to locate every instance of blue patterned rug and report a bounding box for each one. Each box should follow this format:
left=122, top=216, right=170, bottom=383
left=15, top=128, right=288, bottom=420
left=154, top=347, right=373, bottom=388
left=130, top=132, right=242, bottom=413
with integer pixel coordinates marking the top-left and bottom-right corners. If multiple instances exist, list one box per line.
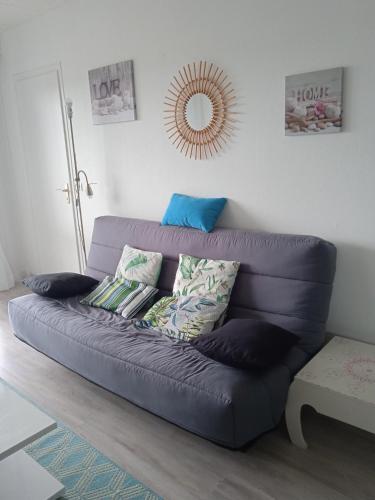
left=1, top=379, right=161, bottom=499
left=24, top=424, right=162, bottom=499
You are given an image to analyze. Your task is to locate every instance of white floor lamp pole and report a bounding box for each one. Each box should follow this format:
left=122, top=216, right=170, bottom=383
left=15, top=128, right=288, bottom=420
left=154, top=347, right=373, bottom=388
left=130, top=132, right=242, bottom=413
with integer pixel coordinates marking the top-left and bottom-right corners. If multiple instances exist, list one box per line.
left=65, top=99, right=95, bottom=272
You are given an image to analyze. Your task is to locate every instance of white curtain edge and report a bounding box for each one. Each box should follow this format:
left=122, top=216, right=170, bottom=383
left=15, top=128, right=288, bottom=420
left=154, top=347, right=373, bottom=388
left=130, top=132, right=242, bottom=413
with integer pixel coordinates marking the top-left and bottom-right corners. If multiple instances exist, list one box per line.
left=0, top=243, right=15, bottom=291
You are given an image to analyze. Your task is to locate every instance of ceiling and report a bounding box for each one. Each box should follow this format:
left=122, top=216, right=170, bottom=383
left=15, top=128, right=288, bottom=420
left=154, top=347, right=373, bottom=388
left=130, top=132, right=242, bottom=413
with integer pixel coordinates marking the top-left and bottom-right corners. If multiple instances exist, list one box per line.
left=0, top=0, right=66, bottom=33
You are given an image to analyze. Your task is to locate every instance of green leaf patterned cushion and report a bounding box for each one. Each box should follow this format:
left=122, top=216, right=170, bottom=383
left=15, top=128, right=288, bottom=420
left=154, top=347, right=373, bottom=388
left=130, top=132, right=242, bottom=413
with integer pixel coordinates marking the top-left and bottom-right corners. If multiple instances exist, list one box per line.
left=115, top=245, right=163, bottom=287
left=142, top=295, right=226, bottom=341
left=173, top=254, right=240, bottom=304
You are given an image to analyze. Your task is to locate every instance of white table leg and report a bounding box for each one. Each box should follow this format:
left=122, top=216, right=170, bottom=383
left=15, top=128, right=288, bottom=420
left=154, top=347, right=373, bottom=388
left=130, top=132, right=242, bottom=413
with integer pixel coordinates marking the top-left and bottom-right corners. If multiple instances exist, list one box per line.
left=285, top=381, right=308, bottom=449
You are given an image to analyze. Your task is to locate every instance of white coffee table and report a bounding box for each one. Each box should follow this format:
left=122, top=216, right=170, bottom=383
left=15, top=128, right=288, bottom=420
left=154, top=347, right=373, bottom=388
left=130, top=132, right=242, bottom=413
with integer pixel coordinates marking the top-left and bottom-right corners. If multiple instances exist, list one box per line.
left=0, top=382, right=65, bottom=499
left=286, top=336, right=375, bottom=448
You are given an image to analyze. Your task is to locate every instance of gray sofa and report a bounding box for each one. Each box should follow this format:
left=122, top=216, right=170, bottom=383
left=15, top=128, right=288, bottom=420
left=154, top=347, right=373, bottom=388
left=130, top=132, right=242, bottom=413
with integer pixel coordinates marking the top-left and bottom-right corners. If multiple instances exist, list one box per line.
left=8, top=216, right=336, bottom=448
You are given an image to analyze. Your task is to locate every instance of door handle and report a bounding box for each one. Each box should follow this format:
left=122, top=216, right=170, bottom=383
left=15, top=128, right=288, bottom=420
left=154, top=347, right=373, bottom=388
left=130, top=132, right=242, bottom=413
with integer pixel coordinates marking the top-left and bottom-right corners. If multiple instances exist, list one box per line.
left=57, top=183, right=71, bottom=204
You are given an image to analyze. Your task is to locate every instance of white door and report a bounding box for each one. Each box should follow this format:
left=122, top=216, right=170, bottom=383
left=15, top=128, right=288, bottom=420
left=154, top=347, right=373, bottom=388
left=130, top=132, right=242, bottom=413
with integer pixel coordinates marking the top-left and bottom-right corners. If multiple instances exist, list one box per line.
left=15, top=66, right=79, bottom=274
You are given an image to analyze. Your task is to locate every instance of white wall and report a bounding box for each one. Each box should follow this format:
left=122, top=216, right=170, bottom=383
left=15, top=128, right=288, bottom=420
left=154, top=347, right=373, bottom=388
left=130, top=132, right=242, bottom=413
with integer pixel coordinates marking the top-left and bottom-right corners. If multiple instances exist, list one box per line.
left=0, top=0, right=374, bottom=343
left=0, top=80, right=20, bottom=276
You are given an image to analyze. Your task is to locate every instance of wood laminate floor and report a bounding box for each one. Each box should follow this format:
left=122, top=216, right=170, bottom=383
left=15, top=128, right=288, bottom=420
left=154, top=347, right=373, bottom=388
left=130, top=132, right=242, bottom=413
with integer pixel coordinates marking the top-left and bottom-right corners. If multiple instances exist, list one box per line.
left=1, top=286, right=374, bottom=500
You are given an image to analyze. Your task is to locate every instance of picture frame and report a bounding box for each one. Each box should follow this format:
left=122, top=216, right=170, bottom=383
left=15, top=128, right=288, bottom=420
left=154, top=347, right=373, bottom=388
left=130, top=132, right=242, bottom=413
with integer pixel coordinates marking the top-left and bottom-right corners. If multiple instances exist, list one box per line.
left=88, top=60, right=136, bottom=125
left=285, top=67, right=343, bottom=136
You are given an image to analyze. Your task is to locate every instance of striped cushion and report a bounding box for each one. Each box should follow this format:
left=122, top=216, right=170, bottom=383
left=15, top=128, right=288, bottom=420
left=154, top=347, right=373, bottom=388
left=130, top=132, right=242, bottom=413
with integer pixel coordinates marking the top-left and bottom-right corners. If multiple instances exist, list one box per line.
left=80, top=276, right=157, bottom=318
left=121, top=285, right=158, bottom=319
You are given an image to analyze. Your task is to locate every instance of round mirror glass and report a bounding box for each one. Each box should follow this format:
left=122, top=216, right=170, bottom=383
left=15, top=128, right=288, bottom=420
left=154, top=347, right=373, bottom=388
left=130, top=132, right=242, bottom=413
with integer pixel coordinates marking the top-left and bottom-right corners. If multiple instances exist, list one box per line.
left=185, top=93, right=213, bottom=131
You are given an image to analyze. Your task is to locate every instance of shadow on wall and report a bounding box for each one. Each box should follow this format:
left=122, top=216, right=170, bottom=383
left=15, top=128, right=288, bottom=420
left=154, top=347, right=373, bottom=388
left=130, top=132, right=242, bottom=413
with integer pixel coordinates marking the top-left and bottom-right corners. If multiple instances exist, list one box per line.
left=107, top=177, right=124, bottom=212
left=328, top=242, right=375, bottom=342
left=219, top=199, right=259, bottom=231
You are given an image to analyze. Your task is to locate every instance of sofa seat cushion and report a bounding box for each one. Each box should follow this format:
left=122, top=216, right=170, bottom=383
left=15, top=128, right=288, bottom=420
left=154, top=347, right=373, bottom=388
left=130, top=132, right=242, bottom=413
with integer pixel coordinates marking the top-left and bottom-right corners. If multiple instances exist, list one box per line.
left=9, top=293, right=307, bottom=448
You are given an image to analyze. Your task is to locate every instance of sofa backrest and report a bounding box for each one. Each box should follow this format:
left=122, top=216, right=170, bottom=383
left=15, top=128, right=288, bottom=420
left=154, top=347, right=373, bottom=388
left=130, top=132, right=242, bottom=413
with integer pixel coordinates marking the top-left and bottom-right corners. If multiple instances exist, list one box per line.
left=86, top=216, right=336, bottom=354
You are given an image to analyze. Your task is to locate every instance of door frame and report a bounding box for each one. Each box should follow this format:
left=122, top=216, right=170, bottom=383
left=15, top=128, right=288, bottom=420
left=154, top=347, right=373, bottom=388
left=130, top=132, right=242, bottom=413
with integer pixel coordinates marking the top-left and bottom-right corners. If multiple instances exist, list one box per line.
left=13, top=63, right=83, bottom=272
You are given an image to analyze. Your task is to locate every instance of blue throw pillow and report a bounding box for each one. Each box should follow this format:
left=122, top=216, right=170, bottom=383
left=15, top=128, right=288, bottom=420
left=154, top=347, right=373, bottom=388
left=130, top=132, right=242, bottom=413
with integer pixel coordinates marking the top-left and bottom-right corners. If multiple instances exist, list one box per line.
left=161, top=193, right=227, bottom=233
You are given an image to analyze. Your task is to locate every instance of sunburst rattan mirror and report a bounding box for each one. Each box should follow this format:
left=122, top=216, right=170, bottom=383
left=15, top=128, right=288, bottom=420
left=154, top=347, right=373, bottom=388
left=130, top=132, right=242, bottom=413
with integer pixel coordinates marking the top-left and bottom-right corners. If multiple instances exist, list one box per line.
left=164, top=62, right=237, bottom=159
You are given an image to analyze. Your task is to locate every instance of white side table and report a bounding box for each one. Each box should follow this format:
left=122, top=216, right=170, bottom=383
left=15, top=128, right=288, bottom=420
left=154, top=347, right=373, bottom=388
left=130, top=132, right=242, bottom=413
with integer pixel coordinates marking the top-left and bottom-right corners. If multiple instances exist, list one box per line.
left=286, top=336, right=375, bottom=448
